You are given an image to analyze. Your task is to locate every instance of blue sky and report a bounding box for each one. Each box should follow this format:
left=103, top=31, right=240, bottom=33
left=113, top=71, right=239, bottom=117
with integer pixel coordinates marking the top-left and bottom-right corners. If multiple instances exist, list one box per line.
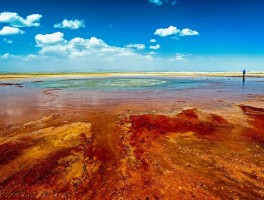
left=0, top=0, right=263, bottom=72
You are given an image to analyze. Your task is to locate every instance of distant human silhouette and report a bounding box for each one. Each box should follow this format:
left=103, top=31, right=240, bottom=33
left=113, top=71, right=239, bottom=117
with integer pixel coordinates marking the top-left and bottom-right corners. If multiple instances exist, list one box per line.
left=243, top=69, right=246, bottom=81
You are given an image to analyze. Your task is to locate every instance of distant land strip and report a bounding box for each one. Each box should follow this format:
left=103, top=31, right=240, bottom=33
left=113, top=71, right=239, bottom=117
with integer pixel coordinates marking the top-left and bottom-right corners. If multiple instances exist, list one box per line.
left=0, top=72, right=264, bottom=79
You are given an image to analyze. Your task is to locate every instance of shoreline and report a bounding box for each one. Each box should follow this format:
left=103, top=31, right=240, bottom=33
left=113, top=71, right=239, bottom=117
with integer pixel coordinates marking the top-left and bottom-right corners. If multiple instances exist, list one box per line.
left=0, top=71, right=264, bottom=79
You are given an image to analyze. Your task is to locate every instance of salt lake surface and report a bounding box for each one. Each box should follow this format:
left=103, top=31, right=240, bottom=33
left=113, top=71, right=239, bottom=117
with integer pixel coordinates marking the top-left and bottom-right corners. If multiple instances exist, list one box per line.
left=23, top=76, right=264, bottom=93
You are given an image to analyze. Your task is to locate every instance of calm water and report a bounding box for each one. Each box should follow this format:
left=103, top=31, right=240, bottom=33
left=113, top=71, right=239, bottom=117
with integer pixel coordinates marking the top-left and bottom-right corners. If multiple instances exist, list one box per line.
left=24, top=77, right=264, bottom=93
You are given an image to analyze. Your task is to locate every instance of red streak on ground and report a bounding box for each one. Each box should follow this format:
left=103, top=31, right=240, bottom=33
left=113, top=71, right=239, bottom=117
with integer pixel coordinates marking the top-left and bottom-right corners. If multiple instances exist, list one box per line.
left=0, top=137, right=38, bottom=165
left=240, top=105, right=264, bottom=143
left=129, top=109, right=229, bottom=143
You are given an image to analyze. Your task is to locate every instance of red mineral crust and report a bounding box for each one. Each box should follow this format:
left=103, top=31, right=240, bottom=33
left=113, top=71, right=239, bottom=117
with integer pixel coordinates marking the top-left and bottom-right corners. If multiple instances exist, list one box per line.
left=129, top=109, right=229, bottom=144
left=240, top=105, right=264, bottom=143
left=0, top=102, right=264, bottom=199
left=0, top=138, right=35, bottom=165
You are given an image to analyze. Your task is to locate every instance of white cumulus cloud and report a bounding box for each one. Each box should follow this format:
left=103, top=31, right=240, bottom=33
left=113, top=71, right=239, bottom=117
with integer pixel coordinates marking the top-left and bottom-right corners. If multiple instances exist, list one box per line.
left=0, top=26, right=24, bottom=36
left=0, top=12, right=42, bottom=27
left=13, top=32, right=156, bottom=71
left=154, top=26, right=179, bottom=37
left=180, top=28, right=199, bottom=36
left=150, top=39, right=157, bottom=43
left=54, top=19, right=85, bottom=30
left=154, top=26, right=199, bottom=37
left=149, top=44, right=160, bottom=50
left=126, top=43, right=146, bottom=50
left=35, top=32, right=66, bottom=46
left=34, top=32, right=139, bottom=59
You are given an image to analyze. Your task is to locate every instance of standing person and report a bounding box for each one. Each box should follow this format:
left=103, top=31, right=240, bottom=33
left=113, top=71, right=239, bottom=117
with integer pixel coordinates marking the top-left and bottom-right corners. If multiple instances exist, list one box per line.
left=243, top=69, right=246, bottom=81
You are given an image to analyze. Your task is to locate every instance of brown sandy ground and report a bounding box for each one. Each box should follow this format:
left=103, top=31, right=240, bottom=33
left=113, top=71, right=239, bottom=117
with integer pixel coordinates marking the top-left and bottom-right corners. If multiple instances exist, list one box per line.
left=0, top=102, right=264, bottom=199
left=0, top=72, right=264, bottom=80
